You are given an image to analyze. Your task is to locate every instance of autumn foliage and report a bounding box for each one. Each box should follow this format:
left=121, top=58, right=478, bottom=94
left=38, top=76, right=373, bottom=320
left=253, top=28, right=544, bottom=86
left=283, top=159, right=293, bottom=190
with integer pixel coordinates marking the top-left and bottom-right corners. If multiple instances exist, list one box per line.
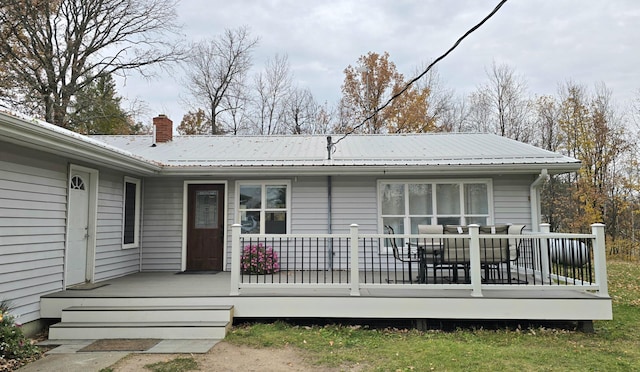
left=338, top=52, right=436, bottom=134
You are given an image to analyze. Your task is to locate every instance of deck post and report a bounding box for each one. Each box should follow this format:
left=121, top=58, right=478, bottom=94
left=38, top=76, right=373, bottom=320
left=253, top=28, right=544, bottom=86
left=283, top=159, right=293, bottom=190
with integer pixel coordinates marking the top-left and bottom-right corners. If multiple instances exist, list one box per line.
left=591, top=223, right=609, bottom=297
left=539, top=223, right=551, bottom=282
left=230, top=223, right=241, bottom=296
left=468, top=224, right=482, bottom=297
left=350, top=224, right=361, bottom=296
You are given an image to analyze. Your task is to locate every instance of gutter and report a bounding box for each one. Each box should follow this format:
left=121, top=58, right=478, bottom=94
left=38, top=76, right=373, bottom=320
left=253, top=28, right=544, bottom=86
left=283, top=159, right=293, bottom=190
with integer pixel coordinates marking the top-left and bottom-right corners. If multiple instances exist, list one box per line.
left=530, top=169, right=549, bottom=232
left=157, top=163, right=581, bottom=177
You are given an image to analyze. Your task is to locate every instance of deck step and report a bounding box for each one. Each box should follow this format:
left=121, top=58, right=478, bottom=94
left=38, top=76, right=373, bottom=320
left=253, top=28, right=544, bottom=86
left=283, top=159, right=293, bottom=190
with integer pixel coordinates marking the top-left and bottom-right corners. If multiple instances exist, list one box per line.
left=49, top=305, right=234, bottom=340
left=60, top=305, right=233, bottom=323
left=49, top=321, right=229, bottom=340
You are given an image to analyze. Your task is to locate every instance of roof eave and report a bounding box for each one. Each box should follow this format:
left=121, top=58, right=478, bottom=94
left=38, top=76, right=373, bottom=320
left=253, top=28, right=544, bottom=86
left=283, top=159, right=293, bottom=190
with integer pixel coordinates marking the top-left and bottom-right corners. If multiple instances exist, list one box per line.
left=1, top=112, right=161, bottom=175
left=155, top=162, right=581, bottom=177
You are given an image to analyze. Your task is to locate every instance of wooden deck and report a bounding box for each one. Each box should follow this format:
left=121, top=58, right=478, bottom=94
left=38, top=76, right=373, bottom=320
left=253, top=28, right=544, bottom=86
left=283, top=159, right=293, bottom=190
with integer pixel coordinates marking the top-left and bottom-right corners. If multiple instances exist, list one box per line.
left=40, top=271, right=612, bottom=322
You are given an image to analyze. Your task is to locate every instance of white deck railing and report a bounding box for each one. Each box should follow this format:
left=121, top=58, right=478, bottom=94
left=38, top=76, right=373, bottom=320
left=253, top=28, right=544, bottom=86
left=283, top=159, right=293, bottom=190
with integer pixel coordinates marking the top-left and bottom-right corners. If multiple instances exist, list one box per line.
left=230, top=223, right=608, bottom=298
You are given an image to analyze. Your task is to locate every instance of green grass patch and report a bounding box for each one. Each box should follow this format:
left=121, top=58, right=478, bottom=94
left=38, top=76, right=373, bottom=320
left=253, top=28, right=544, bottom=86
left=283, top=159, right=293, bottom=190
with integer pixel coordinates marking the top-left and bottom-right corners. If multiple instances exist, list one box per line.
left=144, top=357, right=198, bottom=372
left=226, top=260, right=640, bottom=371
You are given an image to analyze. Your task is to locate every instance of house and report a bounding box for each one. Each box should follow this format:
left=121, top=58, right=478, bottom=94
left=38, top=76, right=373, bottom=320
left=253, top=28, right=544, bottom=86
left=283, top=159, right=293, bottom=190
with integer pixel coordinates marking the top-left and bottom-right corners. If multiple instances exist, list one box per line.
left=0, top=111, right=612, bottom=338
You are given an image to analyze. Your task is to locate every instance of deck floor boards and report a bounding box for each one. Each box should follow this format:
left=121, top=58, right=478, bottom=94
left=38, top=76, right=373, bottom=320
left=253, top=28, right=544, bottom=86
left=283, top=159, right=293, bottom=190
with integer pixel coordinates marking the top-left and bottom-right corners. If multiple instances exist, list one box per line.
left=43, top=271, right=602, bottom=300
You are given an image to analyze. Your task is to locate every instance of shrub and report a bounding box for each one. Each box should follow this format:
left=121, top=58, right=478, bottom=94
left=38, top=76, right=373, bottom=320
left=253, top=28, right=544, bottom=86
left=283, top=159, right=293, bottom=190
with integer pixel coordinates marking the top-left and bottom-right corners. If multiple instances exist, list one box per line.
left=241, top=243, right=280, bottom=274
left=0, top=300, right=40, bottom=368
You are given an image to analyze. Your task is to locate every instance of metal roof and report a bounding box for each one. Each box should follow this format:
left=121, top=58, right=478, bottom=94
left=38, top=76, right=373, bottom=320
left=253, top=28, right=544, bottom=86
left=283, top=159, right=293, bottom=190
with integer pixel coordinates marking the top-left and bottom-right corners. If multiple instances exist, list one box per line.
left=0, top=110, right=580, bottom=176
left=90, top=133, right=581, bottom=175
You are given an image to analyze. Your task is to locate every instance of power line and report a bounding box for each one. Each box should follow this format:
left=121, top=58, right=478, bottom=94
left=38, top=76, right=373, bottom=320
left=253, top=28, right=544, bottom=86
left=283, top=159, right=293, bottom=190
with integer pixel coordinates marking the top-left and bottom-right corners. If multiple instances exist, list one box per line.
left=330, top=0, right=509, bottom=148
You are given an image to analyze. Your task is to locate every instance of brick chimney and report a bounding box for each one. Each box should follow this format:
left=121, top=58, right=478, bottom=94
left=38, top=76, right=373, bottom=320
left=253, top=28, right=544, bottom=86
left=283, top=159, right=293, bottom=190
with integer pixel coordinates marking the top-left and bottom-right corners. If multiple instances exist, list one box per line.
left=153, top=114, right=173, bottom=143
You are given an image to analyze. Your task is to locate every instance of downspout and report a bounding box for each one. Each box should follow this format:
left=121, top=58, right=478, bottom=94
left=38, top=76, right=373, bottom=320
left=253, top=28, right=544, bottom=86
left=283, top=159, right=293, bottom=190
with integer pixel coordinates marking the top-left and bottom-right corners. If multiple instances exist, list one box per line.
left=530, top=169, right=548, bottom=232
left=327, top=175, right=333, bottom=269
left=326, top=136, right=334, bottom=269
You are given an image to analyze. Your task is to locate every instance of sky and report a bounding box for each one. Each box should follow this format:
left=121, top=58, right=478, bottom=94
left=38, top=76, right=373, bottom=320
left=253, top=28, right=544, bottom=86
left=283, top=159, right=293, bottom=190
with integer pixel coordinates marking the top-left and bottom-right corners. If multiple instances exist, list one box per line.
left=116, top=0, right=640, bottom=125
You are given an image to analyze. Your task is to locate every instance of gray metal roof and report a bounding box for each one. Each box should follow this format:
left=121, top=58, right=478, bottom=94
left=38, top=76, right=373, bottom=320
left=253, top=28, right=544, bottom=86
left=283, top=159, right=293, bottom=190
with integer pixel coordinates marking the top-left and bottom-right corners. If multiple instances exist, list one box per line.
left=1, top=110, right=581, bottom=176
left=91, top=133, right=581, bottom=175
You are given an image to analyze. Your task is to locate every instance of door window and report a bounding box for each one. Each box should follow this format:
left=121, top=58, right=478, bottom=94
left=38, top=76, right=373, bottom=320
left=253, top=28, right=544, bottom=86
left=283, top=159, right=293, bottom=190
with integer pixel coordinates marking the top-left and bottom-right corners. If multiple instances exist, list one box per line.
left=195, top=190, right=218, bottom=229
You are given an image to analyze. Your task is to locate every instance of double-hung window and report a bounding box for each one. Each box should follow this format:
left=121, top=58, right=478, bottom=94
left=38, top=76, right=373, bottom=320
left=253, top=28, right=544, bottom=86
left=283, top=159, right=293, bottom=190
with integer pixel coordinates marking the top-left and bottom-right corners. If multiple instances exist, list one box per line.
left=122, top=177, right=141, bottom=249
left=237, top=181, right=289, bottom=234
left=379, top=180, right=492, bottom=238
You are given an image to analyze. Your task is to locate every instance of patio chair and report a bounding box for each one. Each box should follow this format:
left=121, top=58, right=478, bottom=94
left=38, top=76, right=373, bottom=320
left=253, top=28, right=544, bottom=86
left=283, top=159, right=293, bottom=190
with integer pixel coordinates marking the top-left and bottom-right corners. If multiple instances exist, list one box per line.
left=414, top=224, right=444, bottom=282
left=507, top=224, right=526, bottom=261
left=440, top=225, right=471, bottom=282
left=440, top=225, right=516, bottom=283
left=384, top=225, right=422, bottom=283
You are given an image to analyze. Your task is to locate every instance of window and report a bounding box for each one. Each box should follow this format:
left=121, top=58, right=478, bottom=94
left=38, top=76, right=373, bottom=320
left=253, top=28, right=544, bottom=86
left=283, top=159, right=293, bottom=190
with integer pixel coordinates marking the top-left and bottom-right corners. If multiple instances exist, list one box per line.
left=70, top=175, right=85, bottom=190
left=122, top=177, right=141, bottom=249
left=195, top=190, right=218, bottom=229
left=237, top=181, right=289, bottom=234
left=379, top=180, right=492, bottom=240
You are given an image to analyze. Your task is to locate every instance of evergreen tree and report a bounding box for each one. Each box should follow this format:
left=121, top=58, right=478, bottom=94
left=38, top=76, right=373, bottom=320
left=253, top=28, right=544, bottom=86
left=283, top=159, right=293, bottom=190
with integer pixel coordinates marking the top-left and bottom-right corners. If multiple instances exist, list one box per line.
left=68, top=74, right=138, bottom=135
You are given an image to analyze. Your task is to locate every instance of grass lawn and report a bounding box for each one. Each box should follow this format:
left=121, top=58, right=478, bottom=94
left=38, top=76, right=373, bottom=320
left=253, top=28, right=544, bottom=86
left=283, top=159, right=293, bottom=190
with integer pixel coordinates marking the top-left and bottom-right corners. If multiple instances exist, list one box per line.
left=226, top=260, right=640, bottom=371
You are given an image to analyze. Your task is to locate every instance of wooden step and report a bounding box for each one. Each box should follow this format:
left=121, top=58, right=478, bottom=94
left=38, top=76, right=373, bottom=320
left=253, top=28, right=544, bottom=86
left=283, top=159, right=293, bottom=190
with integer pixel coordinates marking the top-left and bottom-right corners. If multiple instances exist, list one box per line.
left=49, top=321, right=229, bottom=340
left=48, top=305, right=234, bottom=340
left=60, top=305, right=233, bottom=323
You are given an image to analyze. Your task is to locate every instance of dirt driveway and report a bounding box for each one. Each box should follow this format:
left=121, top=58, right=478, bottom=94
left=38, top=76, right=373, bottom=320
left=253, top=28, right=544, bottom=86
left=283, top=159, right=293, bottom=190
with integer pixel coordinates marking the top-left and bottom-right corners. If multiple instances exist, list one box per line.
left=109, top=341, right=365, bottom=371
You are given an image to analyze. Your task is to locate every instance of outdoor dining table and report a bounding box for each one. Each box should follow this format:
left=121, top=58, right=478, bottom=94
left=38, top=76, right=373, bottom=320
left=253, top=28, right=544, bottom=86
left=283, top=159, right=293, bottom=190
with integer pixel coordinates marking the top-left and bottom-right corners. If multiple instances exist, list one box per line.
left=409, top=241, right=443, bottom=284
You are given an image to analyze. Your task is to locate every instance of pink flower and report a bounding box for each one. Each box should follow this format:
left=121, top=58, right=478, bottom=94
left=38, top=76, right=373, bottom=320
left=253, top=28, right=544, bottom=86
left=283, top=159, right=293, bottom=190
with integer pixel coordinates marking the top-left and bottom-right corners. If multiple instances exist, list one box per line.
left=241, top=243, right=280, bottom=274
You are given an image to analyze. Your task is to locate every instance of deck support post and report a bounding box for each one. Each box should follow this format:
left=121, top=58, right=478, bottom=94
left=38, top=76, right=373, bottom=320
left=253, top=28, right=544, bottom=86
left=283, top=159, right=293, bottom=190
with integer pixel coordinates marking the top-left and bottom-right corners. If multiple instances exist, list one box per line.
left=468, top=224, right=482, bottom=297
left=539, top=224, right=551, bottom=282
left=230, top=223, right=241, bottom=296
left=350, top=224, right=361, bottom=296
left=591, top=223, right=609, bottom=297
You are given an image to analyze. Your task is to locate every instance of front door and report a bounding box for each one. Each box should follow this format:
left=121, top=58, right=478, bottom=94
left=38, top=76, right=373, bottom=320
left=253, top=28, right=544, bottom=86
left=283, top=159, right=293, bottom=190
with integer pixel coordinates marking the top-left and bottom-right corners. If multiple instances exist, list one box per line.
left=186, top=184, right=225, bottom=271
left=67, top=171, right=90, bottom=285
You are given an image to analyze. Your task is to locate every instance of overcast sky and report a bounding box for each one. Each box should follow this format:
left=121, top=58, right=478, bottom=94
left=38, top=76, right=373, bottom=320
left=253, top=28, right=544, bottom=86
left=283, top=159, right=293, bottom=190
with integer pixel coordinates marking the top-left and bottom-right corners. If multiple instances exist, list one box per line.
left=117, top=0, right=640, bottom=125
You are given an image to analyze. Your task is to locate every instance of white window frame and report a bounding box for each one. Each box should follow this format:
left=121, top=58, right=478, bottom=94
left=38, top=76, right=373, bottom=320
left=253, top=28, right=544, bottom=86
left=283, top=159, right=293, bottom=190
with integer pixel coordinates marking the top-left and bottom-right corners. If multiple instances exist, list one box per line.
left=236, top=180, right=291, bottom=234
left=122, top=176, right=141, bottom=249
left=378, top=179, right=494, bottom=252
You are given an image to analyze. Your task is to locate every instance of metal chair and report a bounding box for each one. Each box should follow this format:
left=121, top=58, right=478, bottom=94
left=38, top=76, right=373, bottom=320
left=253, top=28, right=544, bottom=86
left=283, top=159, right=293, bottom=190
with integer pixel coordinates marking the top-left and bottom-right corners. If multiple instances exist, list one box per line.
left=384, top=225, right=422, bottom=283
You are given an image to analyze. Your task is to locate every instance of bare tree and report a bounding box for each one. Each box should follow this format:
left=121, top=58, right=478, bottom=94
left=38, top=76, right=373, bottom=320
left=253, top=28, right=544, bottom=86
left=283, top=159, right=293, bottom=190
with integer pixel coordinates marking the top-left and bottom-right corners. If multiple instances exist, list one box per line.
left=412, top=64, right=455, bottom=131
left=221, top=83, right=251, bottom=135
left=470, top=61, right=532, bottom=142
left=182, top=26, right=258, bottom=134
left=312, top=101, right=336, bottom=134
left=249, top=54, right=292, bottom=135
left=282, top=87, right=317, bottom=134
left=0, top=0, right=184, bottom=127
left=466, top=91, right=493, bottom=133
left=439, top=95, right=471, bottom=133
left=533, top=95, right=561, bottom=151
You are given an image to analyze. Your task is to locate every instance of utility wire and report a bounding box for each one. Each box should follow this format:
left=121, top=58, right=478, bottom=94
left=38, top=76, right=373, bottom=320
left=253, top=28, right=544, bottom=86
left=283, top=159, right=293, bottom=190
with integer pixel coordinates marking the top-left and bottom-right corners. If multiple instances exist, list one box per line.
left=331, top=0, right=509, bottom=148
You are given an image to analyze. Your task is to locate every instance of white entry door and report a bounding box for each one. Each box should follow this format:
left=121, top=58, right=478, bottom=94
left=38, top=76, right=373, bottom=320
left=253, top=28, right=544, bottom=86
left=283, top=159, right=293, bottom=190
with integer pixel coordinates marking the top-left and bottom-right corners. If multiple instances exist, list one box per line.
left=67, top=170, right=90, bottom=285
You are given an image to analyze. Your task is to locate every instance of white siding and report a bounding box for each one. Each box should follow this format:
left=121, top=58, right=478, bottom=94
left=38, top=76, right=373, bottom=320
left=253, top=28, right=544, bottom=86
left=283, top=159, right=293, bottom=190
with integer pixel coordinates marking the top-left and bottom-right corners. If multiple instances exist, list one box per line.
left=290, top=176, right=329, bottom=234
left=141, top=178, right=184, bottom=271
left=331, top=176, right=378, bottom=233
left=0, top=143, right=67, bottom=323
left=139, top=174, right=536, bottom=273
left=492, top=175, right=533, bottom=228
left=93, top=170, right=140, bottom=281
